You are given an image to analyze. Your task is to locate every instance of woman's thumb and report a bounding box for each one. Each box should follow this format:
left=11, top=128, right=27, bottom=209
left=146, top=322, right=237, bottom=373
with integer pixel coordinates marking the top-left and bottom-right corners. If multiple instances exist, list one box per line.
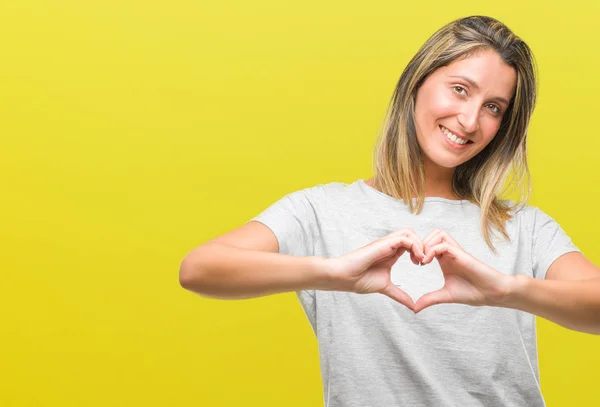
left=359, top=236, right=410, bottom=266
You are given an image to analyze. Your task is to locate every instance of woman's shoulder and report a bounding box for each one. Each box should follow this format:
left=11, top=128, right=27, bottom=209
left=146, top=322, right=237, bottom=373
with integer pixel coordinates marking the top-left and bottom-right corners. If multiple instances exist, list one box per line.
left=504, top=201, right=556, bottom=229
left=294, top=179, right=361, bottom=200
left=270, top=180, right=356, bottom=216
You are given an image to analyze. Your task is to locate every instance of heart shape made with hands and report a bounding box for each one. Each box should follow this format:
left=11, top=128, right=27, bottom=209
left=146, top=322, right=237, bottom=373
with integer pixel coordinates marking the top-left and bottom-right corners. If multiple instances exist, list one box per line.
left=380, top=228, right=510, bottom=313
left=390, top=254, right=444, bottom=306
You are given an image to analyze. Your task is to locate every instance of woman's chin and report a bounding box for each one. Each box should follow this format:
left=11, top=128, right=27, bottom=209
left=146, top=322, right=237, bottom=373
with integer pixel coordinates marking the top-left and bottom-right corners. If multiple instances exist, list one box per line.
left=424, top=153, right=468, bottom=169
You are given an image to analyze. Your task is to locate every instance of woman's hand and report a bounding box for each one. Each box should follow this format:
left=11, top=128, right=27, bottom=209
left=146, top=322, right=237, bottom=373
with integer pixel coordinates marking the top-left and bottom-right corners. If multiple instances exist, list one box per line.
left=414, top=229, right=513, bottom=313
left=326, top=229, right=425, bottom=311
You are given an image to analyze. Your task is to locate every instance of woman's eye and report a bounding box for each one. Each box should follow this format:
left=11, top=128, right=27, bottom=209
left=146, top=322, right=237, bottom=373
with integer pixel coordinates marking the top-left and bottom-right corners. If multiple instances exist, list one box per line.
left=453, top=86, right=466, bottom=95
left=487, top=104, right=501, bottom=114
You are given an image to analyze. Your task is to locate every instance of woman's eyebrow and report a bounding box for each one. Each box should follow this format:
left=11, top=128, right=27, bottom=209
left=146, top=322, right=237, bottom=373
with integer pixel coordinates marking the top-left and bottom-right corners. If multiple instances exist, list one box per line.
left=448, top=74, right=510, bottom=105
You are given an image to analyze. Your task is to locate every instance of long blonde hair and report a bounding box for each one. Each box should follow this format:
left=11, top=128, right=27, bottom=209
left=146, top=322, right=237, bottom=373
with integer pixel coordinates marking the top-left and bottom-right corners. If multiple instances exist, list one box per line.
left=372, top=15, right=537, bottom=252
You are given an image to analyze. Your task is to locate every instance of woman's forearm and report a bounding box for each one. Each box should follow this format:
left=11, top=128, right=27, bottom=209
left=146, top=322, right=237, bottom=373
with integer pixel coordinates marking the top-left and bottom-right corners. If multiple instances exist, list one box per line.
left=504, top=275, right=600, bottom=335
left=179, top=242, right=334, bottom=300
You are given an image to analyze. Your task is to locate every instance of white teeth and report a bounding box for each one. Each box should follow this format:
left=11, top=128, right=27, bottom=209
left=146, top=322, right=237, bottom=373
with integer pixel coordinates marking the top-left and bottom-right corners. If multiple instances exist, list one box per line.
left=441, top=126, right=468, bottom=145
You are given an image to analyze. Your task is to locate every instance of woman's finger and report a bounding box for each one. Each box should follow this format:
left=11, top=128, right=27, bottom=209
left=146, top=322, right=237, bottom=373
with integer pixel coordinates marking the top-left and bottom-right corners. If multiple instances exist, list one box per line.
left=381, top=283, right=415, bottom=311
left=358, top=235, right=419, bottom=267
left=388, top=228, right=424, bottom=256
left=438, top=230, right=462, bottom=248
left=422, top=229, right=443, bottom=253
left=386, top=234, right=424, bottom=262
left=422, top=241, right=459, bottom=265
left=413, top=288, right=452, bottom=313
left=410, top=250, right=421, bottom=266
left=423, top=230, right=461, bottom=255
left=388, top=229, right=422, bottom=265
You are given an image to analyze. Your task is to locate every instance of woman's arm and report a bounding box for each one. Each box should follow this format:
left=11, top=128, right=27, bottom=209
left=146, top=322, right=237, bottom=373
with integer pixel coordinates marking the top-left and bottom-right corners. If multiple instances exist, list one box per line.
left=180, top=242, right=332, bottom=300
left=414, top=230, right=600, bottom=335
left=180, top=221, right=424, bottom=306
left=504, top=252, right=600, bottom=334
left=179, top=221, right=334, bottom=300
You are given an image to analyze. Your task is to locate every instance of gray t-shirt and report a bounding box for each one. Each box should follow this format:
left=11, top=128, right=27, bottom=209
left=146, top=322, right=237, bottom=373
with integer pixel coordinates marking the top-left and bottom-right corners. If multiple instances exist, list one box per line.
left=250, top=179, right=579, bottom=407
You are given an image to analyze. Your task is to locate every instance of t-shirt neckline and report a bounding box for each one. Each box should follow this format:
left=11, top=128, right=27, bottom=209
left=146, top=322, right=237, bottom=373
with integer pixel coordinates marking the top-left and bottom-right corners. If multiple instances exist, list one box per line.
left=356, top=179, right=472, bottom=205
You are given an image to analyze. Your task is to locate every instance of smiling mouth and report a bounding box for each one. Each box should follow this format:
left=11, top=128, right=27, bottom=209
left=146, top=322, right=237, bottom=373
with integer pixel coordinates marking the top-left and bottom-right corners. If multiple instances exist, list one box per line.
left=440, top=125, right=473, bottom=145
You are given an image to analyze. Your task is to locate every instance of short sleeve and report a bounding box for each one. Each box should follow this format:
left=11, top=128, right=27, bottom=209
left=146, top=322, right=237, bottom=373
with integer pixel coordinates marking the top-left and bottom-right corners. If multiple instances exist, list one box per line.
left=248, top=187, right=321, bottom=257
left=530, top=207, right=580, bottom=279
left=249, top=187, right=321, bottom=328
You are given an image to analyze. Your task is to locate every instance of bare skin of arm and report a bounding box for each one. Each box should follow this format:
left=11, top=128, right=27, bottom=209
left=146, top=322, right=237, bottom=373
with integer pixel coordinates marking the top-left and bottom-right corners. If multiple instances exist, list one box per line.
left=179, top=221, right=423, bottom=308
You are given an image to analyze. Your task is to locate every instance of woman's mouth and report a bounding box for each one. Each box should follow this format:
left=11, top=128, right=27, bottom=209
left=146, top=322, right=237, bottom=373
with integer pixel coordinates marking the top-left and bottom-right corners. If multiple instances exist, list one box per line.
left=439, top=125, right=473, bottom=149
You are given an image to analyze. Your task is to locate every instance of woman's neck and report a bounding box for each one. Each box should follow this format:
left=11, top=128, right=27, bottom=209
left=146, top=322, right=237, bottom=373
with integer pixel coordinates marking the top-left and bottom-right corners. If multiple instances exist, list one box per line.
left=421, top=156, right=457, bottom=198
left=366, top=161, right=460, bottom=201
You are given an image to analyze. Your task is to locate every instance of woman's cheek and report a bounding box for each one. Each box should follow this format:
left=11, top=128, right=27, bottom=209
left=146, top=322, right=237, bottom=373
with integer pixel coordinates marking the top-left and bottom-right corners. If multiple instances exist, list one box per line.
left=431, top=93, right=456, bottom=116
left=482, top=120, right=501, bottom=141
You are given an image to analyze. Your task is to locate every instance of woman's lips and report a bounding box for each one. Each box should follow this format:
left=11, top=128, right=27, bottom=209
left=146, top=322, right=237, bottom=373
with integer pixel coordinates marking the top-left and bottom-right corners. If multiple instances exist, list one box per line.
left=439, top=125, right=472, bottom=150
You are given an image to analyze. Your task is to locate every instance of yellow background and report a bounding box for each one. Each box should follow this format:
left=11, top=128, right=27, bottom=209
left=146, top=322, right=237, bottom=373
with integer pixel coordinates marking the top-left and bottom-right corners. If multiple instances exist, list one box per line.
left=1, top=0, right=599, bottom=406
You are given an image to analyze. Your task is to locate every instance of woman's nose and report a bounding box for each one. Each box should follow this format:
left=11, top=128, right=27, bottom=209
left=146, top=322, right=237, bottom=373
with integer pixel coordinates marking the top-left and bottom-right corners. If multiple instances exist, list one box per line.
left=457, top=104, right=480, bottom=134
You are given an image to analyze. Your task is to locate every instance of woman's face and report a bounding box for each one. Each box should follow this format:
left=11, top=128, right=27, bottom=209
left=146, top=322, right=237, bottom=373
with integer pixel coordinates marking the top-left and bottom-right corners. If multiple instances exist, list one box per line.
left=413, top=49, right=517, bottom=169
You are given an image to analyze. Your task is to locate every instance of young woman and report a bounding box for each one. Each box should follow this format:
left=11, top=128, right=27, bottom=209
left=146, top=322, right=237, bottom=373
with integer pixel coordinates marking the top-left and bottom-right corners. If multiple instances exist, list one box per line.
left=180, top=15, right=600, bottom=406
